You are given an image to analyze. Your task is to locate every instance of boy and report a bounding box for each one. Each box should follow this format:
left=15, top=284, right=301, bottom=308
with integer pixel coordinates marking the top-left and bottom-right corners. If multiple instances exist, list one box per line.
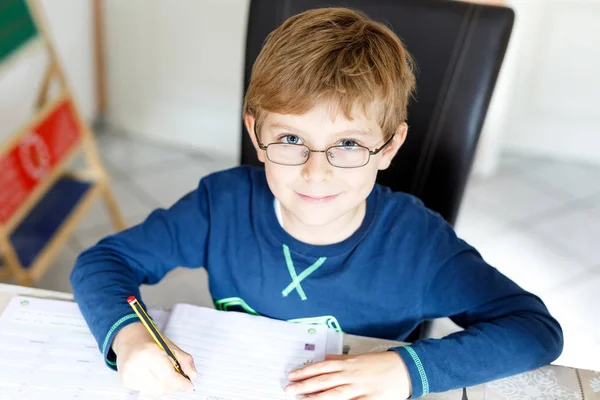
left=70, top=7, right=563, bottom=399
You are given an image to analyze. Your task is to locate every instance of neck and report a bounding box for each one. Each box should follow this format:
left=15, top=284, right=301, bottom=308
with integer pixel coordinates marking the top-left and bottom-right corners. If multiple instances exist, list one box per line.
left=280, top=201, right=366, bottom=245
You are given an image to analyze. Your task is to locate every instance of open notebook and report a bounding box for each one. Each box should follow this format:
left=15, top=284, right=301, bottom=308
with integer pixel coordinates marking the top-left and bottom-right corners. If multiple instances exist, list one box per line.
left=0, top=296, right=343, bottom=400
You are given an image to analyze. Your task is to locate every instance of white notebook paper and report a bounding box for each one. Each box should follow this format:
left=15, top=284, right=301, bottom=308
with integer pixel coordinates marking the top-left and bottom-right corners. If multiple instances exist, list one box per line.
left=0, top=296, right=342, bottom=400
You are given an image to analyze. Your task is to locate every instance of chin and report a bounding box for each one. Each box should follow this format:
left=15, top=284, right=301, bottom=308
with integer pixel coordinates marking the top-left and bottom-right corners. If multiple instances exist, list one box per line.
left=289, top=206, right=345, bottom=227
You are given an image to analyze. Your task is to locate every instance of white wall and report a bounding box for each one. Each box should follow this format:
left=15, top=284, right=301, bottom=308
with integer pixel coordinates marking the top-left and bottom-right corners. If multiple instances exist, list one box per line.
left=0, top=0, right=97, bottom=145
left=104, top=0, right=600, bottom=166
left=40, top=0, right=97, bottom=120
left=473, top=0, right=600, bottom=178
left=104, top=0, right=249, bottom=158
left=475, top=0, right=600, bottom=169
left=499, top=0, right=600, bottom=165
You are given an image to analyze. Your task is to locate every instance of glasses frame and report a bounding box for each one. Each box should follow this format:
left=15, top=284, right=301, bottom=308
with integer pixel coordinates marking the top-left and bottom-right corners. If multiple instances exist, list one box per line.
left=253, top=121, right=395, bottom=169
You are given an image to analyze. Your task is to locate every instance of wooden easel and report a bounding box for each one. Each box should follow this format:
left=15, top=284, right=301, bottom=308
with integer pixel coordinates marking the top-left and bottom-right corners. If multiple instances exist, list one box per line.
left=0, top=0, right=125, bottom=286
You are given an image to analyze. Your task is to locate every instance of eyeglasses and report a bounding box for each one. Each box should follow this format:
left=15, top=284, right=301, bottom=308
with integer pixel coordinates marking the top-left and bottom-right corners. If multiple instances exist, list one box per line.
left=253, top=122, right=394, bottom=168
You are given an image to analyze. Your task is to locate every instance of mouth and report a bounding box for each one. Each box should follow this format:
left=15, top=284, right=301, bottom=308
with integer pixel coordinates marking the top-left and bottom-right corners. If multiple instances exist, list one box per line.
left=296, top=192, right=339, bottom=203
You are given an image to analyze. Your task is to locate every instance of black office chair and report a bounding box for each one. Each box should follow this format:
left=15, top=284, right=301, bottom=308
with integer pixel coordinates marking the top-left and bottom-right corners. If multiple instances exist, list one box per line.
left=240, top=0, right=514, bottom=341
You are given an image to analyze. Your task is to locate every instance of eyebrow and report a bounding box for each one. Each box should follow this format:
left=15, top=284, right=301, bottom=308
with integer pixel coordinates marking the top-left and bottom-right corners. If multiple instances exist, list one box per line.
left=268, top=123, right=372, bottom=136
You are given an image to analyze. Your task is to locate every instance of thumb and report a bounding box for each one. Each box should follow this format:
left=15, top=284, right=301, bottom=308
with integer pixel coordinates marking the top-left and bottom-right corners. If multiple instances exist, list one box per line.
left=325, top=354, right=349, bottom=361
left=169, top=342, right=198, bottom=380
left=176, top=350, right=198, bottom=380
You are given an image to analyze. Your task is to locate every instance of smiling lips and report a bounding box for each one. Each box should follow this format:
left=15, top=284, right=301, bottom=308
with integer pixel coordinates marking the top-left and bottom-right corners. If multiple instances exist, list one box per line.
left=297, top=192, right=339, bottom=203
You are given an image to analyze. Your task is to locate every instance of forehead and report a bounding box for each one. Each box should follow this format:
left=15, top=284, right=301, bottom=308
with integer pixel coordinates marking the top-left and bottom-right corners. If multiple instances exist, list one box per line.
left=262, top=101, right=382, bottom=134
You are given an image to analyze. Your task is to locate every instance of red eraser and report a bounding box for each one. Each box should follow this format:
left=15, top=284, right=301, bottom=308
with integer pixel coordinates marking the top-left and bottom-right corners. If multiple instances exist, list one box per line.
left=127, top=296, right=136, bottom=304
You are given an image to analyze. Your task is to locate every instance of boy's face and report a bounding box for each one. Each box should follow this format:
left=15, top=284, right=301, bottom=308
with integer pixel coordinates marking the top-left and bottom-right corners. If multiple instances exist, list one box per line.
left=245, top=102, right=407, bottom=229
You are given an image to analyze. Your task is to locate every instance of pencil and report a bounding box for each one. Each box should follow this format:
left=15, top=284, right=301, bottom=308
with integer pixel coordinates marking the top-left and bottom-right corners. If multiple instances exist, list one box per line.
left=127, top=296, right=191, bottom=381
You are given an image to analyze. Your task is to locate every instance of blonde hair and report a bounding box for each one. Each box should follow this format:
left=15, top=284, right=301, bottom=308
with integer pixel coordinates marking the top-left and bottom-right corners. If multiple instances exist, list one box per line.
left=243, top=7, right=417, bottom=139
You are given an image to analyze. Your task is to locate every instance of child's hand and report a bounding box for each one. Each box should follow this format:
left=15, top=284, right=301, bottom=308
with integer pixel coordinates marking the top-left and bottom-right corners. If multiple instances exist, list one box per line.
left=112, top=322, right=198, bottom=398
left=286, top=352, right=411, bottom=399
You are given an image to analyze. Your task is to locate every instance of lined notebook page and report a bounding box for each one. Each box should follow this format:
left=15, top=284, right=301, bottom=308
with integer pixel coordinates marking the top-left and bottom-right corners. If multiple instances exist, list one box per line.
left=0, top=296, right=137, bottom=400
left=159, top=304, right=331, bottom=400
left=0, top=296, right=342, bottom=400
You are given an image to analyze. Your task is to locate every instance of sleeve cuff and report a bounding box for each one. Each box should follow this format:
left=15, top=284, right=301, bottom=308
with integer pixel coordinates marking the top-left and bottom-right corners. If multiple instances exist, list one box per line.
left=101, top=313, right=140, bottom=370
left=390, top=345, right=430, bottom=398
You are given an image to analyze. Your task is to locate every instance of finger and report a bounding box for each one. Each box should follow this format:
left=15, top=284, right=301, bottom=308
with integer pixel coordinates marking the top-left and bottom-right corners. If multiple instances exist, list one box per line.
left=300, top=384, right=362, bottom=400
left=172, top=347, right=198, bottom=380
left=325, top=354, right=350, bottom=361
left=165, top=338, right=198, bottom=380
left=286, top=372, right=349, bottom=396
left=150, top=353, right=194, bottom=392
left=289, top=360, right=344, bottom=381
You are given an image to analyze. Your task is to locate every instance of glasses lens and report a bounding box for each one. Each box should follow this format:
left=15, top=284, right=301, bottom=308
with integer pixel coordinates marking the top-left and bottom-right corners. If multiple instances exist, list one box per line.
left=267, top=144, right=309, bottom=165
left=327, top=146, right=369, bottom=168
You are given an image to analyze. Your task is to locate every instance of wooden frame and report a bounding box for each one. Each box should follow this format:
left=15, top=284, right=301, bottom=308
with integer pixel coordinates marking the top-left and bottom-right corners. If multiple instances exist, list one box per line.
left=0, top=0, right=125, bottom=286
left=93, top=0, right=106, bottom=115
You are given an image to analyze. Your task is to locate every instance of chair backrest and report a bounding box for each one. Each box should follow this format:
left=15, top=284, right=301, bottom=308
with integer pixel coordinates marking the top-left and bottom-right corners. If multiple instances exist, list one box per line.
left=240, top=0, right=514, bottom=226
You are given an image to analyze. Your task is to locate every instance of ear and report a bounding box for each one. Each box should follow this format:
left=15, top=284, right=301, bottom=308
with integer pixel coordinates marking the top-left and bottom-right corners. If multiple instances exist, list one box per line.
left=378, top=122, right=408, bottom=171
left=244, top=114, right=266, bottom=163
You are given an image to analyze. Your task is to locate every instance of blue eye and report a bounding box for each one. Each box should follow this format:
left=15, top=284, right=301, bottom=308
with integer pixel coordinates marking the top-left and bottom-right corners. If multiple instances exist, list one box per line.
left=279, top=134, right=303, bottom=145
left=339, top=139, right=359, bottom=147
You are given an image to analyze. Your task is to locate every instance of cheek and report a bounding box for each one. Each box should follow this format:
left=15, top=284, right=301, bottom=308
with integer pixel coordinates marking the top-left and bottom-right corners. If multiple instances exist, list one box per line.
left=342, top=166, right=378, bottom=193
left=264, top=163, right=297, bottom=192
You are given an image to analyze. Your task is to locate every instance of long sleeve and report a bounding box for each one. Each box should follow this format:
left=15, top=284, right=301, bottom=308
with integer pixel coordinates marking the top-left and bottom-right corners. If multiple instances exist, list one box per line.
left=70, top=180, right=211, bottom=369
left=390, top=219, right=564, bottom=398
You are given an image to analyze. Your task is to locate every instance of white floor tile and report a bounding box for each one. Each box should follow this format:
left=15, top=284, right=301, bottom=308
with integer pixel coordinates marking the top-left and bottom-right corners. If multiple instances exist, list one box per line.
left=474, top=228, right=590, bottom=296
left=455, top=203, right=508, bottom=248
left=65, top=147, right=128, bottom=181
left=466, top=175, right=566, bottom=224
left=74, top=226, right=108, bottom=251
left=528, top=206, right=600, bottom=267
left=73, top=208, right=157, bottom=251
left=74, top=180, right=155, bottom=233
left=493, top=152, right=553, bottom=178
left=34, top=244, right=80, bottom=294
left=523, top=162, right=600, bottom=200
left=98, top=133, right=195, bottom=173
left=99, top=158, right=129, bottom=181
left=459, top=177, right=492, bottom=210
left=582, top=194, right=600, bottom=217
left=133, top=163, right=209, bottom=208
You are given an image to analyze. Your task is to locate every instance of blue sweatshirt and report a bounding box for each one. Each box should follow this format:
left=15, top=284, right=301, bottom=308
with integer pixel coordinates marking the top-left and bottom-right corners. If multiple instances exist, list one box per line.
left=70, top=166, right=563, bottom=398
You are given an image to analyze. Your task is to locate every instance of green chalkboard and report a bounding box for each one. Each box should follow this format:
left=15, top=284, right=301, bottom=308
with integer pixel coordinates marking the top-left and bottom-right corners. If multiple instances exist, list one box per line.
left=0, top=0, right=38, bottom=64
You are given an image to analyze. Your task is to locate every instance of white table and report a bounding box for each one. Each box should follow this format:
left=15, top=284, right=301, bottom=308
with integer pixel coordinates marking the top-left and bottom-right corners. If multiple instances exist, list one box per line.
left=1, top=283, right=598, bottom=399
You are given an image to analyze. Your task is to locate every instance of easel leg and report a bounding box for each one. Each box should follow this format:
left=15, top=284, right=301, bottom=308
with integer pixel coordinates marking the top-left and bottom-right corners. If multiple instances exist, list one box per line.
left=35, top=63, right=57, bottom=109
left=100, top=183, right=126, bottom=231
left=0, top=234, right=32, bottom=287
left=16, top=275, right=33, bottom=287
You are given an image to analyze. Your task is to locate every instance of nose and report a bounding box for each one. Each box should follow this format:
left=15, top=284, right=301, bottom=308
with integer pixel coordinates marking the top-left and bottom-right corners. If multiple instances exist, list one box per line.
left=301, top=151, right=332, bottom=183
